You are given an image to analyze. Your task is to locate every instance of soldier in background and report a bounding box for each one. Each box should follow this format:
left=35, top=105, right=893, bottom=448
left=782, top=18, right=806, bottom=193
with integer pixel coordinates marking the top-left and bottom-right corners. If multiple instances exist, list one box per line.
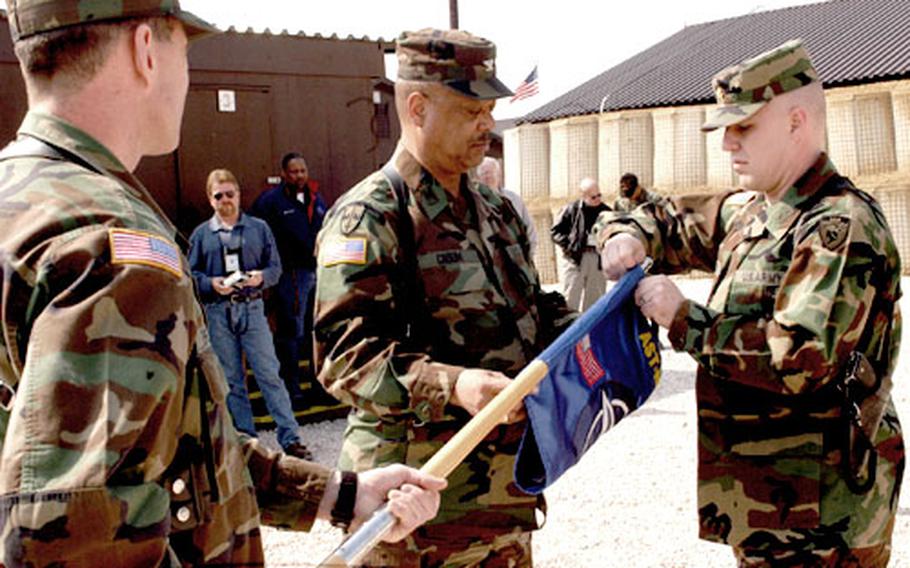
left=613, top=172, right=663, bottom=213
left=314, top=28, right=575, bottom=567
left=0, top=2, right=444, bottom=565
left=599, top=39, right=903, bottom=566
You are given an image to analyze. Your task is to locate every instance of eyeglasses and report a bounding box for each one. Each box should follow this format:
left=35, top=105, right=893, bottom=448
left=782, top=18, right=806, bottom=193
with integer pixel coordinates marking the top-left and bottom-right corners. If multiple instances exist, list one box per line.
left=213, top=190, right=236, bottom=201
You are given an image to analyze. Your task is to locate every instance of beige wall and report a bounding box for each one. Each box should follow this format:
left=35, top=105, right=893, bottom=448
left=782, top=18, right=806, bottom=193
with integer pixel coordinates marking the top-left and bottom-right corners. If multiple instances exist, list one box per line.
left=598, top=110, right=654, bottom=202
left=548, top=116, right=599, bottom=201
left=890, top=85, right=910, bottom=173
left=504, top=122, right=550, bottom=202
left=827, top=90, right=897, bottom=176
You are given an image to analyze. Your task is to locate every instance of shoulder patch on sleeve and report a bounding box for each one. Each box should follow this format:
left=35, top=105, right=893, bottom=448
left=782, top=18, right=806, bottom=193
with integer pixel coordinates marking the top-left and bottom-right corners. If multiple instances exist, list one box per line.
left=321, top=236, right=367, bottom=267
left=339, top=202, right=367, bottom=235
left=818, top=216, right=850, bottom=251
left=108, top=228, right=183, bottom=278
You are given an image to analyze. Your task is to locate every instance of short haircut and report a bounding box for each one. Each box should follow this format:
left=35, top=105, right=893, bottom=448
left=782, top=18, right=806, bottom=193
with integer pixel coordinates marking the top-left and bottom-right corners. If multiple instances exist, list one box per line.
left=394, top=79, right=444, bottom=121
left=783, top=82, right=827, bottom=148
left=281, top=152, right=306, bottom=172
left=619, top=173, right=638, bottom=189
left=15, top=16, right=174, bottom=86
left=206, top=168, right=239, bottom=197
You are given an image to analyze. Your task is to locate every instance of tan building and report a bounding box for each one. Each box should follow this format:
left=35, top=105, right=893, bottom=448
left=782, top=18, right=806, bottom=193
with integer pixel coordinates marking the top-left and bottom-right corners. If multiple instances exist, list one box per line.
left=506, top=0, right=910, bottom=282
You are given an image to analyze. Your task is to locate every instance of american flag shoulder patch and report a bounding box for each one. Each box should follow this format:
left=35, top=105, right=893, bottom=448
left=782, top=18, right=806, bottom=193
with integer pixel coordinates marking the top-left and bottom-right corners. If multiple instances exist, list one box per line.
left=321, top=236, right=367, bottom=267
left=108, top=228, right=183, bottom=278
left=575, top=334, right=605, bottom=387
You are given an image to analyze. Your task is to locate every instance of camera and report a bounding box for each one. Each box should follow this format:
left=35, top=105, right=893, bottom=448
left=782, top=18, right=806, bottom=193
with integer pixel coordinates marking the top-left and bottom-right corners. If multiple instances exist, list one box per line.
left=222, top=271, right=250, bottom=288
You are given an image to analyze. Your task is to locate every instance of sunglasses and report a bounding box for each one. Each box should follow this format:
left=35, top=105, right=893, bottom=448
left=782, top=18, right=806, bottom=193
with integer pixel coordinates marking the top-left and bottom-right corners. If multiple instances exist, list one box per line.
left=213, top=190, right=236, bottom=201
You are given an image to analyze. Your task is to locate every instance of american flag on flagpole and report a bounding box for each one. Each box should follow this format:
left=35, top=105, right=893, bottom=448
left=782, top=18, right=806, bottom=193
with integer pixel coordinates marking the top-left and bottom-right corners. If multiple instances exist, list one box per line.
left=509, top=66, right=539, bottom=103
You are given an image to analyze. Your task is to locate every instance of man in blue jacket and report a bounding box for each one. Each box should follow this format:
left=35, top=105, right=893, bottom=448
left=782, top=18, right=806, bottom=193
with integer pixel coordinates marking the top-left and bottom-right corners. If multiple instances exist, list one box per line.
left=189, top=169, right=312, bottom=459
left=251, top=153, right=327, bottom=404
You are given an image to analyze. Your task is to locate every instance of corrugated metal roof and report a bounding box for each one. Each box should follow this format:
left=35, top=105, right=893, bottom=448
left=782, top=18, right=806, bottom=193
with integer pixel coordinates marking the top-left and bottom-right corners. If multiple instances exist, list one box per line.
left=221, top=26, right=393, bottom=44
left=0, top=10, right=392, bottom=44
left=521, top=0, right=910, bottom=124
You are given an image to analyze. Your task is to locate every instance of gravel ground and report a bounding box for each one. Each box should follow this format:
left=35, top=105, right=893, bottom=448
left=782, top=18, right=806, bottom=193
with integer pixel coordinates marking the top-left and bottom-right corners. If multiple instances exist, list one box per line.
left=259, top=278, right=910, bottom=567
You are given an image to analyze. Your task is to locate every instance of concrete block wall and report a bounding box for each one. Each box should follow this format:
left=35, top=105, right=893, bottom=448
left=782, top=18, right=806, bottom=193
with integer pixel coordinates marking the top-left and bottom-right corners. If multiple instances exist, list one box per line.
left=598, top=110, right=654, bottom=203
left=827, top=89, right=897, bottom=176
left=504, top=122, right=550, bottom=202
left=889, top=85, right=910, bottom=173
left=653, top=107, right=707, bottom=190
left=548, top=116, right=599, bottom=201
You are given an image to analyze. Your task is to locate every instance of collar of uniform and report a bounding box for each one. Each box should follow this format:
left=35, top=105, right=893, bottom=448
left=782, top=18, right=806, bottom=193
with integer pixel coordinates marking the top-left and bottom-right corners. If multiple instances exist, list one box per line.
left=208, top=211, right=247, bottom=232
left=16, top=111, right=182, bottom=242
left=472, top=179, right=509, bottom=235
left=391, top=144, right=461, bottom=221
left=18, top=111, right=130, bottom=176
left=478, top=181, right=506, bottom=210
left=764, top=153, right=836, bottom=239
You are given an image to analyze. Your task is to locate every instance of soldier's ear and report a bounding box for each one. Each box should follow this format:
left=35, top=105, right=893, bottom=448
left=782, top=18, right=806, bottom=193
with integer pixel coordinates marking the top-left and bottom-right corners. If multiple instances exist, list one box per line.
left=408, top=91, right=428, bottom=127
left=788, top=106, right=808, bottom=135
left=130, top=23, right=156, bottom=87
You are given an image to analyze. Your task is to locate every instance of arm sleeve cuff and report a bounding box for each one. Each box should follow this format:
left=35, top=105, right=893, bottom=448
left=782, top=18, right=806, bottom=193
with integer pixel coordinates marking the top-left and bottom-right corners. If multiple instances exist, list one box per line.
left=409, top=361, right=463, bottom=423
left=668, top=299, right=716, bottom=354
left=245, top=438, right=332, bottom=531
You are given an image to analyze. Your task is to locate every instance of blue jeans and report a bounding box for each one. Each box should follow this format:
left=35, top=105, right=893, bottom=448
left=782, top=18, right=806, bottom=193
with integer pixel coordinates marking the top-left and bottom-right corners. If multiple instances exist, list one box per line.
left=273, top=268, right=316, bottom=399
left=204, top=299, right=301, bottom=449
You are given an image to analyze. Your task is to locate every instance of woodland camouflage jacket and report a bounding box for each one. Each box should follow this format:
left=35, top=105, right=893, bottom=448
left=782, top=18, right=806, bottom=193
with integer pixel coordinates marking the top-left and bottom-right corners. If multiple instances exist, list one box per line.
left=596, top=154, right=904, bottom=553
left=314, top=145, right=575, bottom=533
left=0, top=112, right=330, bottom=567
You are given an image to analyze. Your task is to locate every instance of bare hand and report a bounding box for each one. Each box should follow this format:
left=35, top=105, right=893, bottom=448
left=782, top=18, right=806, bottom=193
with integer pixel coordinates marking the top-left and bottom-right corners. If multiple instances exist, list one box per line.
left=242, top=270, right=264, bottom=288
left=451, top=368, right=525, bottom=423
left=634, top=275, right=685, bottom=329
left=601, top=234, right=646, bottom=280
left=211, top=276, right=233, bottom=296
left=355, top=465, right=447, bottom=542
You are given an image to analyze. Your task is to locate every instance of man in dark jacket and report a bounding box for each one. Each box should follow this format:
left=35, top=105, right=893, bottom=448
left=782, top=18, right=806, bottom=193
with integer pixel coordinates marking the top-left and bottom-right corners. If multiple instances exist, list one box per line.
left=551, top=177, right=611, bottom=311
left=251, top=153, right=327, bottom=404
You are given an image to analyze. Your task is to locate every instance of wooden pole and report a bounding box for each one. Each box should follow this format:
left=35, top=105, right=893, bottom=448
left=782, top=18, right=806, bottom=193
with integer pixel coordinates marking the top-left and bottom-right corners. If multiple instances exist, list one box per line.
left=421, top=360, right=548, bottom=476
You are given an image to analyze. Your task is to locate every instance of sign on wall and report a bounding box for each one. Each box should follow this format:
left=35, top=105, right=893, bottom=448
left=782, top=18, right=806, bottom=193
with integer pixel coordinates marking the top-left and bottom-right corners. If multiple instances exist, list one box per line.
left=217, top=89, right=237, bottom=113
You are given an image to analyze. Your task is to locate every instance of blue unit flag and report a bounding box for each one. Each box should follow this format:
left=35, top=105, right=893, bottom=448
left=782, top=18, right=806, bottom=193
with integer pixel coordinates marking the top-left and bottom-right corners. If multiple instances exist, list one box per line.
left=515, top=265, right=661, bottom=493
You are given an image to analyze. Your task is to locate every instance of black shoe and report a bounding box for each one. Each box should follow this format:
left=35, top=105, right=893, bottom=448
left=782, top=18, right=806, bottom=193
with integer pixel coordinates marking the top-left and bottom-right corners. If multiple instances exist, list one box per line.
left=284, top=442, right=314, bottom=461
left=290, top=394, right=307, bottom=411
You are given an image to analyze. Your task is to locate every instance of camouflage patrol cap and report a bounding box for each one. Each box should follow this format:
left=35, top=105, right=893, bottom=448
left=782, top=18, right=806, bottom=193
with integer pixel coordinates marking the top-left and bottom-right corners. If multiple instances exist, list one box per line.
left=5, top=0, right=220, bottom=42
left=701, top=39, right=819, bottom=132
left=396, top=28, right=513, bottom=100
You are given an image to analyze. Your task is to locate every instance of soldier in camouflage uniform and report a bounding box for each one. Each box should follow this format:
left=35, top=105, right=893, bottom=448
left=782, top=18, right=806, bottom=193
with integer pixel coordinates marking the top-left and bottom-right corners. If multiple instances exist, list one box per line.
left=598, top=39, right=904, bottom=567
left=0, top=2, right=445, bottom=565
left=314, top=28, right=575, bottom=567
left=613, top=172, right=663, bottom=213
